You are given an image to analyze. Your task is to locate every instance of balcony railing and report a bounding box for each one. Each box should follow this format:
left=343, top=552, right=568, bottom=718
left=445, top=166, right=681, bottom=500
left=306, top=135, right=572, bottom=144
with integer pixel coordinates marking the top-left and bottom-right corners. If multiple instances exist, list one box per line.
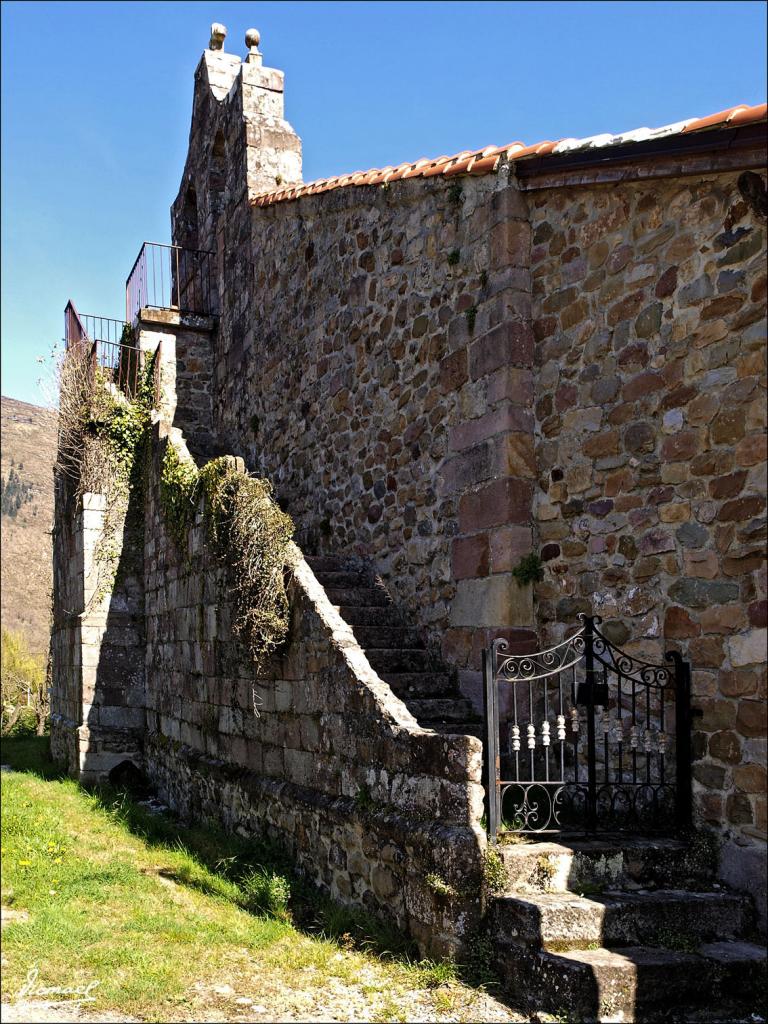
left=64, top=300, right=143, bottom=399
left=125, top=242, right=216, bottom=324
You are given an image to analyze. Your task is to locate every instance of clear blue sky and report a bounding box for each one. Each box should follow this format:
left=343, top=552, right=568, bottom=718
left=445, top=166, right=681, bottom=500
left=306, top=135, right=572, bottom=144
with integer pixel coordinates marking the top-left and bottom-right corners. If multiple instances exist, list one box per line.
left=2, top=0, right=766, bottom=405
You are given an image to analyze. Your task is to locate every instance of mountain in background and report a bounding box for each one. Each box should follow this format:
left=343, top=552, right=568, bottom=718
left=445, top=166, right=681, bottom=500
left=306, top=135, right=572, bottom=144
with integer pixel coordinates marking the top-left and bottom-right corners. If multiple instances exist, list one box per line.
left=1, top=396, right=58, bottom=657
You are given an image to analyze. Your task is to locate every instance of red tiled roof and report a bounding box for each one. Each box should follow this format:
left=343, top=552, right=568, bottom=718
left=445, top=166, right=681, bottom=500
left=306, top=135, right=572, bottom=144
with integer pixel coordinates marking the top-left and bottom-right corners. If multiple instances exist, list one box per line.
left=252, top=102, right=767, bottom=208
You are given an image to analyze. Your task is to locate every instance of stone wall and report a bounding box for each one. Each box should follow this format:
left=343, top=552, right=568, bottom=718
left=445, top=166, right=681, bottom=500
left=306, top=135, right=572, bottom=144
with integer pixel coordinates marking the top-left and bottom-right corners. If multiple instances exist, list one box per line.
left=50, top=485, right=145, bottom=781
left=51, top=35, right=766, bottom=941
left=142, top=423, right=486, bottom=955
left=137, top=310, right=217, bottom=459
left=50, top=480, right=82, bottom=769
left=527, top=170, right=766, bottom=871
left=207, top=170, right=538, bottom=708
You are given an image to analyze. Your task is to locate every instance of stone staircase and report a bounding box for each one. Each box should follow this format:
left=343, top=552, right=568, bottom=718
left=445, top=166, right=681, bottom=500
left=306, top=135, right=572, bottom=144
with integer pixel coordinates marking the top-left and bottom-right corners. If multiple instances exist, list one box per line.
left=306, top=554, right=766, bottom=1020
left=487, top=835, right=767, bottom=1022
left=306, top=555, right=482, bottom=737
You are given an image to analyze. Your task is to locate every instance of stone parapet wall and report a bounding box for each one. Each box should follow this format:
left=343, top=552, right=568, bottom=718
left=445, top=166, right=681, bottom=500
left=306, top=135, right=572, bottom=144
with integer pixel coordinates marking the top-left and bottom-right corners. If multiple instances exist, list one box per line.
left=527, top=171, right=766, bottom=848
left=143, top=423, right=486, bottom=953
left=144, top=736, right=483, bottom=955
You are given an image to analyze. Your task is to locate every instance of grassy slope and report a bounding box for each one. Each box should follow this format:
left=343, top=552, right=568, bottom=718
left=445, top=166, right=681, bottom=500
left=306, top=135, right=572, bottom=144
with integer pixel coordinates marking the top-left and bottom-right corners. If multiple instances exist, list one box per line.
left=0, top=738, right=516, bottom=1023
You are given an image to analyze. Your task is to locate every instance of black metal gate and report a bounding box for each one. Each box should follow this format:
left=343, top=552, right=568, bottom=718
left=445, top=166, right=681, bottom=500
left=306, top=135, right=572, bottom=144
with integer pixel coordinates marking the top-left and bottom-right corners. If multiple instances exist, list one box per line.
left=483, top=614, right=693, bottom=839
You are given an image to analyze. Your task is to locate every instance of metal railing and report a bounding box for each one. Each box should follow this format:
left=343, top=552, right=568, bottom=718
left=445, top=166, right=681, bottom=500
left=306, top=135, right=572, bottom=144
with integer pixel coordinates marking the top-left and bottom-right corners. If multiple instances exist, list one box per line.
left=125, top=242, right=216, bottom=324
left=64, top=300, right=143, bottom=399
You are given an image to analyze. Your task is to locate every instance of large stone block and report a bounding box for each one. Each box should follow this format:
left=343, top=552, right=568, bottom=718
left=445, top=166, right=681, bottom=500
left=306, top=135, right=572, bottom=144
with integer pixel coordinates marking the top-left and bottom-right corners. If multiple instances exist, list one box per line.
left=458, top=477, right=534, bottom=532
left=450, top=574, right=533, bottom=628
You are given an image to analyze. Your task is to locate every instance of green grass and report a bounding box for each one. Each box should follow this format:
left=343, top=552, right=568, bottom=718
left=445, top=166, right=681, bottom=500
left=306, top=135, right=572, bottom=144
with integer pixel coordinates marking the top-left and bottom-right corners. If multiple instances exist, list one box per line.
left=1, top=737, right=511, bottom=1022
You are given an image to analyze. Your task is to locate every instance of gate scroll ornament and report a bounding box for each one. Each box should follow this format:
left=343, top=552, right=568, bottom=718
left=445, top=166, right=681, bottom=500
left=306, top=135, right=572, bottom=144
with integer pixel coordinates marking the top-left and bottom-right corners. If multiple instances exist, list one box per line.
left=482, top=614, right=693, bottom=839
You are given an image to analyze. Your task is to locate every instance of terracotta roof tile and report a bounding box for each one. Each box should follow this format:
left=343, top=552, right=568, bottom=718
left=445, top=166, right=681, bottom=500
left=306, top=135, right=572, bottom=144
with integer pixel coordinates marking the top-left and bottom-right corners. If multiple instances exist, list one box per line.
left=252, top=101, right=766, bottom=207
left=728, top=102, right=767, bottom=126
left=681, top=105, right=749, bottom=132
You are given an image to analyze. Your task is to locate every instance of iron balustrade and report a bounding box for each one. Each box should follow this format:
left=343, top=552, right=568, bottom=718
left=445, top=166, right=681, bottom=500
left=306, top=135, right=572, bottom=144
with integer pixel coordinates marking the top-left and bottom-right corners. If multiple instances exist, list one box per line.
left=63, top=300, right=143, bottom=399
left=483, top=614, right=693, bottom=839
left=125, top=242, right=216, bottom=323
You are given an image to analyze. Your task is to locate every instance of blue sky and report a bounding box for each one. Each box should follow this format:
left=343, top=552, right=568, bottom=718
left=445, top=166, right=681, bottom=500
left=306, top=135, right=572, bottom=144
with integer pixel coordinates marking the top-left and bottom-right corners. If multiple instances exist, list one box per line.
left=2, top=0, right=766, bottom=405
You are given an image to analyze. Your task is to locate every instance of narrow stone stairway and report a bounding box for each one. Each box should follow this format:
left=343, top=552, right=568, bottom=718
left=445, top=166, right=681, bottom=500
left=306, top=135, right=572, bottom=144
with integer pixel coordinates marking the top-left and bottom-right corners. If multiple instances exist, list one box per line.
left=306, top=555, right=482, bottom=737
left=487, top=835, right=767, bottom=1022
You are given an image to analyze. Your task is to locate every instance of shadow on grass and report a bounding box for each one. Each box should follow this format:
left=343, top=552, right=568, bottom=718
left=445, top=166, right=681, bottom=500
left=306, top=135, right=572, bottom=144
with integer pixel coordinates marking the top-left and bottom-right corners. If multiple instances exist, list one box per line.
left=1, top=735, right=63, bottom=780
left=1, top=734, right=504, bottom=997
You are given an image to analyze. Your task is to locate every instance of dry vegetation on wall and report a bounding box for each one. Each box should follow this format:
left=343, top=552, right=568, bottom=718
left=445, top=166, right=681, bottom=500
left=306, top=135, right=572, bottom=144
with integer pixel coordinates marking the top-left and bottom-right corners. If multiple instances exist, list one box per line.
left=55, top=338, right=153, bottom=499
left=54, top=339, right=155, bottom=608
left=53, top=340, right=295, bottom=667
left=160, top=444, right=296, bottom=667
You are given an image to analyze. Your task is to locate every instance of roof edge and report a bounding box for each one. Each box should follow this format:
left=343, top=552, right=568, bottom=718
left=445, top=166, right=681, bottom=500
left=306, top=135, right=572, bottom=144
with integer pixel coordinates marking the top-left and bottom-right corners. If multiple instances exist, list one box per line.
left=251, top=101, right=767, bottom=208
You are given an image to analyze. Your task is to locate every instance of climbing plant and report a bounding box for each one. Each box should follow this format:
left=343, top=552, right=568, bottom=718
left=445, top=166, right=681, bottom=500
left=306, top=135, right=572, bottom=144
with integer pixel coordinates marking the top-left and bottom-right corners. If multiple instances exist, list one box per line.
left=160, top=446, right=295, bottom=668
left=55, top=343, right=156, bottom=608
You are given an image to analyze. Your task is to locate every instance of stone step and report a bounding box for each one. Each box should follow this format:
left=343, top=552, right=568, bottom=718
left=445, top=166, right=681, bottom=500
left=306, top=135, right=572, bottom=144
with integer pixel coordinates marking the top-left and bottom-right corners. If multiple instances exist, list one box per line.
left=488, top=889, right=751, bottom=950
left=351, top=624, right=423, bottom=649
left=380, top=672, right=455, bottom=698
left=428, top=721, right=485, bottom=739
left=337, top=605, right=404, bottom=627
left=313, top=570, right=372, bottom=589
left=326, top=586, right=392, bottom=607
left=498, top=835, right=718, bottom=894
left=408, top=698, right=479, bottom=723
left=305, top=555, right=356, bottom=573
left=366, top=648, right=433, bottom=673
left=499, top=940, right=767, bottom=1021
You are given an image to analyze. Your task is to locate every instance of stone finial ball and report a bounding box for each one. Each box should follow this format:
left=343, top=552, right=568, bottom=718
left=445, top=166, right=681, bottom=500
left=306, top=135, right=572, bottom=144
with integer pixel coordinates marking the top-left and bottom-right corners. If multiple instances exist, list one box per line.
left=209, top=23, right=227, bottom=50
left=245, top=28, right=261, bottom=49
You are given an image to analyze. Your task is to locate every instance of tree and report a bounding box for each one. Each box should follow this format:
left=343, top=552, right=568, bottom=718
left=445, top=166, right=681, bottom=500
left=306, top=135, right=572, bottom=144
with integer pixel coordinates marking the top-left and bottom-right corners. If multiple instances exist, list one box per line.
left=1, top=628, right=48, bottom=735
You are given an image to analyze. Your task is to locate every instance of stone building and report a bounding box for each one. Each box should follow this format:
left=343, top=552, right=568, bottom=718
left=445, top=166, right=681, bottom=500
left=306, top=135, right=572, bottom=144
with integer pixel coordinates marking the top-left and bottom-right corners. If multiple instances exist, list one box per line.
left=51, top=23, right=767, bottom=1016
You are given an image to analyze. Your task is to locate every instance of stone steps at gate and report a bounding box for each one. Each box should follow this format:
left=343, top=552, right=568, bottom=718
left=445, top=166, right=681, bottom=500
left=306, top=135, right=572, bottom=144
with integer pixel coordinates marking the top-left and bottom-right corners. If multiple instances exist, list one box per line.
left=489, top=836, right=767, bottom=1019
left=498, top=939, right=767, bottom=1022
left=497, top=836, right=718, bottom=893
left=487, top=888, right=751, bottom=949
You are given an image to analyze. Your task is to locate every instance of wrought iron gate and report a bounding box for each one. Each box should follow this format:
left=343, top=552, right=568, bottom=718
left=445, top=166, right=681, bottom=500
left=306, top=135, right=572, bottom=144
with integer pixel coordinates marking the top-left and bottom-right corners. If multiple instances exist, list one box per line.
left=483, top=614, right=693, bottom=839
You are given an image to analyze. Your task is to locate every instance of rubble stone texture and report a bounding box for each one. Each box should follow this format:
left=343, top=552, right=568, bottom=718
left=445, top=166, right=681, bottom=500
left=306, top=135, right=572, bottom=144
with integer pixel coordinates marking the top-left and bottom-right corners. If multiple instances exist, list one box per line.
left=528, top=179, right=766, bottom=859
left=50, top=31, right=767, bottom=948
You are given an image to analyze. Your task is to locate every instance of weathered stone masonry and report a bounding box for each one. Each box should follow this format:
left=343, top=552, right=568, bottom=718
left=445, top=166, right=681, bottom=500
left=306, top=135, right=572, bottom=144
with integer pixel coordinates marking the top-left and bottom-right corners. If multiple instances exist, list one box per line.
left=51, top=26, right=767, bottom=948
left=527, top=173, right=767, bottom=896
left=139, top=421, right=485, bottom=953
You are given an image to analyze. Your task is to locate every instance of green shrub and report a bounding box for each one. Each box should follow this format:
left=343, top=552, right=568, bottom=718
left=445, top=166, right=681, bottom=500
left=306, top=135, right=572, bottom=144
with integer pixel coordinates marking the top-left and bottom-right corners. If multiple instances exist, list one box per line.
left=238, top=866, right=291, bottom=920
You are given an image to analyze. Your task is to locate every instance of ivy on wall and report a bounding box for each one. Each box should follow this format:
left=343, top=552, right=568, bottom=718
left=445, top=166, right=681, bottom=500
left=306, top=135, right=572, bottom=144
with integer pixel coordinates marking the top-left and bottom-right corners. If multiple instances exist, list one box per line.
left=87, top=358, right=156, bottom=604
left=54, top=345, right=156, bottom=609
